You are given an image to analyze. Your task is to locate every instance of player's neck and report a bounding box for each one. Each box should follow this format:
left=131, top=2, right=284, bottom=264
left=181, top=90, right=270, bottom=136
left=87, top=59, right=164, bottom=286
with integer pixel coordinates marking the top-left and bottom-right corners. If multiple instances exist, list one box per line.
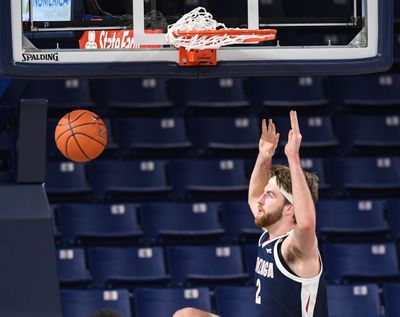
left=266, top=220, right=294, bottom=240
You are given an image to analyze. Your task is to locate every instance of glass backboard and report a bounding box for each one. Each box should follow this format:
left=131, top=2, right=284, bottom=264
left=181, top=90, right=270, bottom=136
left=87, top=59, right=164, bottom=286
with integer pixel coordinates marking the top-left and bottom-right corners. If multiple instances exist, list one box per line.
left=0, top=0, right=393, bottom=78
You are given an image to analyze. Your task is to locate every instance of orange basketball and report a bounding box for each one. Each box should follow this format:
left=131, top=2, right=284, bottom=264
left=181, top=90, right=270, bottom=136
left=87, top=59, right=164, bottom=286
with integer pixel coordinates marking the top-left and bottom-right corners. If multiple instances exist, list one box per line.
left=54, top=110, right=108, bottom=163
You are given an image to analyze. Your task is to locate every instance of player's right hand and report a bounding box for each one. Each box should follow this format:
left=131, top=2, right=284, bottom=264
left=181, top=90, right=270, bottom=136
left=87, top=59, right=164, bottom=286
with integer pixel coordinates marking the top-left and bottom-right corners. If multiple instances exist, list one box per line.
left=259, top=119, right=280, bottom=161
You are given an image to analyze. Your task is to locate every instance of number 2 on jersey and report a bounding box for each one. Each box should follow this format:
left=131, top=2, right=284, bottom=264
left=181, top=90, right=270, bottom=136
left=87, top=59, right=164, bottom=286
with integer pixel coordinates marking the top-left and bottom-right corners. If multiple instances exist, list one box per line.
left=255, top=278, right=261, bottom=304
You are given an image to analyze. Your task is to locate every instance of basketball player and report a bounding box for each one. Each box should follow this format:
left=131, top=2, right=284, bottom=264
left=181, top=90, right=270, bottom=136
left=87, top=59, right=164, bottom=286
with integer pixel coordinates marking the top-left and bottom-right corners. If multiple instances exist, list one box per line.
left=173, top=111, right=328, bottom=317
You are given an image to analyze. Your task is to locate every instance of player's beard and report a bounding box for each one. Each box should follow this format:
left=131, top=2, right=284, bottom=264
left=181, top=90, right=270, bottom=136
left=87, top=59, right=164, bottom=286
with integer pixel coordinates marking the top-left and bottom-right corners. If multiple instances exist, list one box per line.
left=255, top=206, right=283, bottom=228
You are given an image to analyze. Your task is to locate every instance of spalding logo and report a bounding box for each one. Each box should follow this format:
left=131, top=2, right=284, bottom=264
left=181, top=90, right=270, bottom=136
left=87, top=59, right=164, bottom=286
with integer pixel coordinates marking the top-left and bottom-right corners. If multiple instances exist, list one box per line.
left=97, top=128, right=106, bottom=138
left=22, top=53, right=59, bottom=62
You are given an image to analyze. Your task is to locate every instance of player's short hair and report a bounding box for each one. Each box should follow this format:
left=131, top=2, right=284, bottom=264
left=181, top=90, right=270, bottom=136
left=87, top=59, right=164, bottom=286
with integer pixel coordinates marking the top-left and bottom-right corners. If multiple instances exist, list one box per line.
left=270, top=164, right=319, bottom=205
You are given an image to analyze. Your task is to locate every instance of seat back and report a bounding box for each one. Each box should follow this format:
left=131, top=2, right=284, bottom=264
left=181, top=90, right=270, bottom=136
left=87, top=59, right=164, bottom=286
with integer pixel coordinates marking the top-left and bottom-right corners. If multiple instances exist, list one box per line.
left=167, top=245, right=246, bottom=285
left=323, top=243, right=399, bottom=282
left=89, top=247, right=168, bottom=286
left=141, top=202, right=222, bottom=242
left=61, top=289, right=131, bottom=317
left=58, top=203, right=141, bottom=242
left=215, top=286, right=259, bottom=317
left=134, top=287, right=212, bottom=317
left=327, top=284, right=381, bottom=317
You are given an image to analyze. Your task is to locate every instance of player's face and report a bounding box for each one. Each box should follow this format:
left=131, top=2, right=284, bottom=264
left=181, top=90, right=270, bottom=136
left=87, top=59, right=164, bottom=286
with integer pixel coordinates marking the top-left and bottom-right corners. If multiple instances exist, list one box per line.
left=255, top=183, right=286, bottom=228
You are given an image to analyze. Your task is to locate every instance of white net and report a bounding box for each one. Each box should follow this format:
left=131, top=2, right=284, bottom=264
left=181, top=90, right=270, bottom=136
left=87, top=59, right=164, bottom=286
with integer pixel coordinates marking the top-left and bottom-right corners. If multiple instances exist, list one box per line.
left=167, top=7, right=269, bottom=51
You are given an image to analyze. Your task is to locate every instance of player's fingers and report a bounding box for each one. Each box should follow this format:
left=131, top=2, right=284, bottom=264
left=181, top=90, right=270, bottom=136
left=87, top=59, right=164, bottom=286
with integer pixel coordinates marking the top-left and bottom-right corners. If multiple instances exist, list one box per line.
left=291, top=110, right=300, bottom=134
left=268, top=119, right=276, bottom=135
left=288, top=129, right=293, bottom=141
left=261, top=119, right=267, bottom=135
left=274, top=133, right=280, bottom=145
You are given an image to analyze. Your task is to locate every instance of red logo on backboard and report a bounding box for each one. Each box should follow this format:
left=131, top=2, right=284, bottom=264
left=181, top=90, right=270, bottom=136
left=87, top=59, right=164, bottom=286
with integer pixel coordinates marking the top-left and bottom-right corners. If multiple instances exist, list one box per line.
left=79, top=30, right=162, bottom=49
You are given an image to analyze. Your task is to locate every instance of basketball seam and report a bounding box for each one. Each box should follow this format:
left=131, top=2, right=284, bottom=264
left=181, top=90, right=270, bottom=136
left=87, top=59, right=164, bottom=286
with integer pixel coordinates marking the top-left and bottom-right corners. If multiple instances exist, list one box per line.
left=68, top=112, right=91, bottom=161
left=73, top=133, right=107, bottom=147
left=55, top=122, right=106, bottom=143
left=63, top=111, right=89, bottom=126
left=64, top=134, right=72, bottom=160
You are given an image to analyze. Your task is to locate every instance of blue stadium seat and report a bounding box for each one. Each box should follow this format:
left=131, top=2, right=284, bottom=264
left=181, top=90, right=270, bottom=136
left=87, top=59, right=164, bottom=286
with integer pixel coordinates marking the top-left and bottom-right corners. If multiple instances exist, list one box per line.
left=215, top=286, right=259, bottom=317
left=113, top=117, right=191, bottom=155
left=273, top=115, right=338, bottom=149
left=247, top=76, right=328, bottom=108
left=87, top=160, right=171, bottom=200
left=89, top=247, right=170, bottom=287
left=329, top=157, right=400, bottom=195
left=273, top=157, right=330, bottom=190
left=242, top=244, right=257, bottom=280
left=101, top=117, right=119, bottom=153
left=140, top=202, right=224, bottom=243
left=167, top=245, right=248, bottom=286
left=386, top=199, right=400, bottom=238
left=92, top=78, right=172, bottom=110
left=45, top=161, right=91, bottom=200
left=332, top=73, right=400, bottom=106
left=175, top=78, right=249, bottom=109
left=21, top=79, right=93, bottom=109
left=57, top=248, right=91, bottom=285
left=383, top=283, right=400, bottom=317
left=190, top=116, right=259, bottom=153
left=317, top=199, right=388, bottom=236
left=341, top=115, right=400, bottom=150
left=327, top=284, right=382, bottom=317
left=323, top=243, right=400, bottom=282
left=134, top=287, right=212, bottom=317
left=57, top=203, right=142, bottom=243
left=170, top=159, right=248, bottom=199
left=61, top=289, right=131, bottom=317
left=220, top=201, right=261, bottom=242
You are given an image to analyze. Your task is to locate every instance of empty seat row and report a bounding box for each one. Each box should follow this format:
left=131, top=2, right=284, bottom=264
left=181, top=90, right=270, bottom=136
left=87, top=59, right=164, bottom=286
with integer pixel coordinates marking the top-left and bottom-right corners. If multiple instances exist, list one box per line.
left=57, top=245, right=252, bottom=287
left=53, top=199, right=400, bottom=245
left=57, top=240, right=400, bottom=288
left=55, top=201, right=260, bottom=244
left=59, top=283, right=400, bottom=317
left=61, top=286, right=258, bottom=317
left=45, top=157, right=400, bottom=201
left=47, top=114, right=400, bottom=158
left=18, top=73, right=400, bottom=112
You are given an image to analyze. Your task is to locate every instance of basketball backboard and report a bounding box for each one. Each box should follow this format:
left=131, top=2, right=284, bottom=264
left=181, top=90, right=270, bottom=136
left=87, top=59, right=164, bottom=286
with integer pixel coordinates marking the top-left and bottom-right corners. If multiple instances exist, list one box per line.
left=0, top=0, right=393, bottom=78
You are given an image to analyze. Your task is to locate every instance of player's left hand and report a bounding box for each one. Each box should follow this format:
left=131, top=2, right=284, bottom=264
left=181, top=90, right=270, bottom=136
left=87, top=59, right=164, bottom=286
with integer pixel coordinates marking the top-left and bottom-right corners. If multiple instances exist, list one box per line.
left=284, top=110, right=302, bottom=160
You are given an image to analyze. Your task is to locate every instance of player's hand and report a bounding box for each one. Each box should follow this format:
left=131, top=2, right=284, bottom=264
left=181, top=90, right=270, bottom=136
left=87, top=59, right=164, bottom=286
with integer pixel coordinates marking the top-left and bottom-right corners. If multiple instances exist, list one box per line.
left=284, top=110, right=302, bottom=160
left=259, top=119, right=280, bottom=161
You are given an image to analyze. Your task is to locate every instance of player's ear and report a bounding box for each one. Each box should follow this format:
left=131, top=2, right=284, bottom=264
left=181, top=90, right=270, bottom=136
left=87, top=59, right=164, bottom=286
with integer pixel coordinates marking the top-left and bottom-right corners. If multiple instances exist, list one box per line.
left=283, top=203, right=294, bottom=217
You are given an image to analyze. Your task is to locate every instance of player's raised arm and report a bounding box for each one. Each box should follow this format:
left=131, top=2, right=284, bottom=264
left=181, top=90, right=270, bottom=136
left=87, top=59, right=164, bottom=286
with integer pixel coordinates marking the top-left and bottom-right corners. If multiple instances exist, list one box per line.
left=284, top=110, right=318, bottom=257
left=248, top=119, right=280, bottom=217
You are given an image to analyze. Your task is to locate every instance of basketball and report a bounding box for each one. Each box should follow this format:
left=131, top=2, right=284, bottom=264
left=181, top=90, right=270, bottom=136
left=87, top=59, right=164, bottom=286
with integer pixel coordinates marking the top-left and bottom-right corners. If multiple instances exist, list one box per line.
left=54, top=110, right=108, bottom=163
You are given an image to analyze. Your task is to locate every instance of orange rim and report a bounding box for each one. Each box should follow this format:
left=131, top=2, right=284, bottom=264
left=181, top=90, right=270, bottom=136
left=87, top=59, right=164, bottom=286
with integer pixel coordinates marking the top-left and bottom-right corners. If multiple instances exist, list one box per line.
left=174, top=29, right=277, bottom=43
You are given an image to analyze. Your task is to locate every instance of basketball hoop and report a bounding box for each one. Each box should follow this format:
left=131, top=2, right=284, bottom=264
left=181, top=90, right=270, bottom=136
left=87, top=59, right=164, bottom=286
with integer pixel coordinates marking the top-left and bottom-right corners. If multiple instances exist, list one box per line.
left=167, top=7, right=277, bottom=66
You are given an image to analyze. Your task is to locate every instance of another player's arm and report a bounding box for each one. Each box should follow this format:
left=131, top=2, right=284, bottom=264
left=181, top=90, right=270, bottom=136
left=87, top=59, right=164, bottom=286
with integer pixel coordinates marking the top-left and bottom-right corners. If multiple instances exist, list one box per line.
left=285, top=111, right=318, bottom=258
left=248, top=119, right=280, bottom=217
